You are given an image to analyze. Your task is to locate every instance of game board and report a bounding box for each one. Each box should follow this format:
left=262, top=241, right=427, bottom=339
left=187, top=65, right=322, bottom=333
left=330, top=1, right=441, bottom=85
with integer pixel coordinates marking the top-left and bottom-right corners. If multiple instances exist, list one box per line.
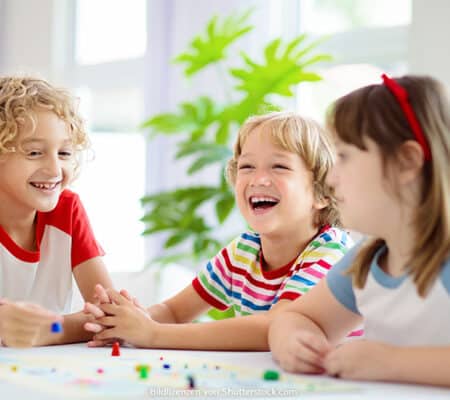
left=0, top=351, right=359, bottom=399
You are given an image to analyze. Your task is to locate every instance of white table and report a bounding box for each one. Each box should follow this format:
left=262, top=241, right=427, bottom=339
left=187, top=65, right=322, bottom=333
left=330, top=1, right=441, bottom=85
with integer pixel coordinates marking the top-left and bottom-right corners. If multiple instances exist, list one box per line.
left=0, top=343, right=449, bottom=400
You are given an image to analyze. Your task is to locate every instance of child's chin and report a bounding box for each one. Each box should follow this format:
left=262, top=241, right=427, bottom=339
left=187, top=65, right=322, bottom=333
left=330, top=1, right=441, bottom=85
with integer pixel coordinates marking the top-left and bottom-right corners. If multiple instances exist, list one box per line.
left=37, top=200, right=59, bottom=213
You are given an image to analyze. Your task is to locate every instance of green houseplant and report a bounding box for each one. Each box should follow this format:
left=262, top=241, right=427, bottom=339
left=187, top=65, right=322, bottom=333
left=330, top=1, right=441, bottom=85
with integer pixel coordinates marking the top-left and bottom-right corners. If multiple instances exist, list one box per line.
left=141, top=10, right=331, bottom=266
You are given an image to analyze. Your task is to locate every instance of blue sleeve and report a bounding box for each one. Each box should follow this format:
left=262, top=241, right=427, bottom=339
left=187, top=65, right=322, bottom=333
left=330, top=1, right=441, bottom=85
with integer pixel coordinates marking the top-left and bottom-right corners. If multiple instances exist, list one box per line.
left=440, top=257, right=450, bottom=294
left=326, top=241, right=363, bottom=315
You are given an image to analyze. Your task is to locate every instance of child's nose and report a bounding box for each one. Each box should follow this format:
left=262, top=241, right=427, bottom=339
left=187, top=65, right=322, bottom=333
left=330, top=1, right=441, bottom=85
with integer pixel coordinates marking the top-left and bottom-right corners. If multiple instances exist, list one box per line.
left=250, top=170, right=271, bottom=186
left=43, top=155, right=62, bottom=176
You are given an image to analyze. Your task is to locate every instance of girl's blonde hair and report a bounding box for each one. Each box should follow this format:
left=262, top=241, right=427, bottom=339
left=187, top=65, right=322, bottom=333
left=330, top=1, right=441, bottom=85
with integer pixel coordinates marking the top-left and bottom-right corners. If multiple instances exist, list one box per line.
left=0, top=76, right=89, bottom=176
left=328, top=75, right=450, bottom=296
left=226, top=111, right=341, bottom=228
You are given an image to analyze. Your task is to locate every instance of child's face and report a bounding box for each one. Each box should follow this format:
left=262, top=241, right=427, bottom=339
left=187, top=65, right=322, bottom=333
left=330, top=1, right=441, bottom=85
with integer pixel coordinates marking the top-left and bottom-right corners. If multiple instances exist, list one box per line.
left=327, top=137, right=397, bottom=236
left=0, top=110, right=75, bottom=215
left=235, top=129, right=321, bottom=238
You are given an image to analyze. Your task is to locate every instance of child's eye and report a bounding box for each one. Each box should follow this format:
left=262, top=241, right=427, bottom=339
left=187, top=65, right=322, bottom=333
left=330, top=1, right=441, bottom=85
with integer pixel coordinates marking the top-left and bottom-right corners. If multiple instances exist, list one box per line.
left=273, top=164, right=290, bottom=170
left=27, top=150, right=42, bottom=158
left=59, top=151, right=73, bottom=159
left=238, top=164, right=253, bottom=170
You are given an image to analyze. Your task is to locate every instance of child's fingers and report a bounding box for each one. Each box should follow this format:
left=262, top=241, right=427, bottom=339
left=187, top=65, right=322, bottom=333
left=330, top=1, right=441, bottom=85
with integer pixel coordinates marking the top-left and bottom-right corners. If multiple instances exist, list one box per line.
left=95, top=284, right=110, bottom=303
left=323, top=352, right=341, bottom=377
left=297, top=331, right=331, bottom=357
left=280, top=355, right=325, bottom=375
left=84, top=302, right=105, bottom=318
left=94, top=327, right=120, bottom=341
left=133, top=297, right=144, bottom=309
left=99, top=303, right=119, bottom=315
left=119, top=289, right=132, bottom=301
left=84, top=322, right=104, bottom=333
left=97, top=316, right=117, bottom=327
left=293, top=342, right=326, bottom=369
left=105, top=288, right=128, bottom=305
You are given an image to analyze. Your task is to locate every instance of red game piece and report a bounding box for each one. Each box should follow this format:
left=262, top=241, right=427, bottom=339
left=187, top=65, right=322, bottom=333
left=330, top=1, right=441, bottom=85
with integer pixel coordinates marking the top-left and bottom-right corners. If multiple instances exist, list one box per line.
left=111, top=341, right=120, bottom=357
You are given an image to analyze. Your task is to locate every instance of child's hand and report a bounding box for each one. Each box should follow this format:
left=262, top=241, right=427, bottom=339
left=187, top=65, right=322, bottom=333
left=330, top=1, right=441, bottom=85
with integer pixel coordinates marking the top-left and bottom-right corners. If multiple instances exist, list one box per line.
left=324, top=340, right=393, bottom=381
left=83, top=284, right=145, bottom=347
left=92, top=288, right=155, bottom=348
left=272, top=329, right=331, bottom=374
left=0, top=299, right=63, bottom=348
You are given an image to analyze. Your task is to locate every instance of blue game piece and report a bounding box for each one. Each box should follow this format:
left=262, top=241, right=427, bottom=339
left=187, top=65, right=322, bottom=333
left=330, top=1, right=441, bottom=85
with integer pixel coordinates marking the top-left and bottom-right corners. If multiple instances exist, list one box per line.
left=162, top=363, right=171, bottom=369
left=51, top=322, right=62, bottom=333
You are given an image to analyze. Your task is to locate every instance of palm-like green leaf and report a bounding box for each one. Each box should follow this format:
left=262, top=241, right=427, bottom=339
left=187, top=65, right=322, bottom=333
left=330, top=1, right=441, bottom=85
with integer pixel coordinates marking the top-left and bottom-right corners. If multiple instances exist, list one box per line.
left=174, top=11, right=253, bottom=77
left=141, top=97, right=219, bottom=139
left=230, top=36, right=331, bottom=100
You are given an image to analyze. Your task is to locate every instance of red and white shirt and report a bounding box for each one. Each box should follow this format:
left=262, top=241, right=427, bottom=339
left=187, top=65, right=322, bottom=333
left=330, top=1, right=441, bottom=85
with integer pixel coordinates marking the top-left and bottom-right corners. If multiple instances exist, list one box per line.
left=0, top=190, right=104, bottom=313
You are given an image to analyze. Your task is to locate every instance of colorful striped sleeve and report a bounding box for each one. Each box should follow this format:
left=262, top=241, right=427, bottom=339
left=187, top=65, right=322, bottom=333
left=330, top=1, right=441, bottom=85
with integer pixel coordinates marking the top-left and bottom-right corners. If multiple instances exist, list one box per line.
left=278, top=228, right=353, bottom=301
left=191, top=237, right=239, bottom=310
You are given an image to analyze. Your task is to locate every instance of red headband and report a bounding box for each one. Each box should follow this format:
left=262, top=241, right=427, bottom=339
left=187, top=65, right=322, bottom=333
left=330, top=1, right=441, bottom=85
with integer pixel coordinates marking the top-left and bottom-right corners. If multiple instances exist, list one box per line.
left=381, top=73, right=431, bottom=161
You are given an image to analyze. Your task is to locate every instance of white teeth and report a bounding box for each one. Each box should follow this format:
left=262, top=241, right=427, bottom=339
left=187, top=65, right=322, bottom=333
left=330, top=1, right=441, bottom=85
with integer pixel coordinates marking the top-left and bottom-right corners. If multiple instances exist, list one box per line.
left=250, top=196, right=279, bottom=204
left=31, top=182, right=59, bottom=190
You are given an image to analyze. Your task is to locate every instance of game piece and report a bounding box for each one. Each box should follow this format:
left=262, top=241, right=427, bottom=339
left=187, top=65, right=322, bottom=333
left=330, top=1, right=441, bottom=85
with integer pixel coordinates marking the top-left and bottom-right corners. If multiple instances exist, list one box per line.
left=51, top=322, right=62, bottom=333
left=139, top=367, right=148, bottom=379
left=111, top=341, right=120, bottom=357
left=96, top=368, right=104, bottom=374
left=187, top=374, right=196, bottom=389
left=263, top=369, right=280, bottom=381
left=11, top=366, right=18, bottom=372
left=162, top=363, right=171, bottom=369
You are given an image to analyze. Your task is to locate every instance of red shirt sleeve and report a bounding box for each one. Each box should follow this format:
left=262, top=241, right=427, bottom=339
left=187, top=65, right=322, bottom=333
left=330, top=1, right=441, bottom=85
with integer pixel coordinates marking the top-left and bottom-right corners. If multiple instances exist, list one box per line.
left=69, top=192, right=105, bottom=268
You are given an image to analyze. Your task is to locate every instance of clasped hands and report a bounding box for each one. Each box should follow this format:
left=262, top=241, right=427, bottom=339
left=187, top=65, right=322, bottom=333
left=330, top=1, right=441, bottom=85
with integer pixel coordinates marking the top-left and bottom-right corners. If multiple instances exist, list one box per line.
left=83, top=284, right=156, bottom=348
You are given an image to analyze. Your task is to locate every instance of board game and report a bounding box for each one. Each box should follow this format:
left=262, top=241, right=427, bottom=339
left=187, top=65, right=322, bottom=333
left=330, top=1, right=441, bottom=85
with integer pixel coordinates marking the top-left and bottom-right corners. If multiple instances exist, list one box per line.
left=0, top=350, right=359, bottom=399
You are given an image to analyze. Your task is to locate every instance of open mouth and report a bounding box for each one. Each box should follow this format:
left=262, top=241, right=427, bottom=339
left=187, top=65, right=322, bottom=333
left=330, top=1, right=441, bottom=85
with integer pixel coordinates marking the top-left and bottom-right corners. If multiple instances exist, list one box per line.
left=30, top=181, right=61, bottom=191
left=249, top=195, right=280, bottom=211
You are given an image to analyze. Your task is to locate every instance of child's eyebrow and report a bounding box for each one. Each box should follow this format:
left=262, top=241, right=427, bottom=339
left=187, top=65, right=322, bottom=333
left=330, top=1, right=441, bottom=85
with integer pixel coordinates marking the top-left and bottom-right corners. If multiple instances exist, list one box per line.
left=240, top=151, right=291, bottom=159
left=21, top=138, right=73, bottom=145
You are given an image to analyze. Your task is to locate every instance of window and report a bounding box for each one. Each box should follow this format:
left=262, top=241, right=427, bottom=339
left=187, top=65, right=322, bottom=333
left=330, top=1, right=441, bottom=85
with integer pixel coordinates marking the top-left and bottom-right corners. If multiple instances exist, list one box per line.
left=279, top=0, right=412, bottom=122
left=75, top=0, right=146, bottom=65
left=63, top=0, right=148, bottom=272
left=300, top=0, right=411, bottom=34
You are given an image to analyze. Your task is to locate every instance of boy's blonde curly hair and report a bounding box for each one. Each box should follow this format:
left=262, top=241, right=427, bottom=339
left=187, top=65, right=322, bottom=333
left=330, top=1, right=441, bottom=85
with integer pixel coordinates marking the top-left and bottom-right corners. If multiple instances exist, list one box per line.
left=226, top=111, right=341, bottom=228
left=0, top=76, right=89, bottom=176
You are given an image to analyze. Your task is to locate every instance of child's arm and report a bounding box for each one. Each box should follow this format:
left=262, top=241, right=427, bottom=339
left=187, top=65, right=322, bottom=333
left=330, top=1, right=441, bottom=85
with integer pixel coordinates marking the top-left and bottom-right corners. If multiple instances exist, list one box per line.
left=324, top=340, right=450, bottom=387
left=38, top=257, right=113, bottom=345
left=148, top=284, right=212, bottom=323
left=92, top=289, right=295, bottom=350
left=268, top=279, right=362, bottom=373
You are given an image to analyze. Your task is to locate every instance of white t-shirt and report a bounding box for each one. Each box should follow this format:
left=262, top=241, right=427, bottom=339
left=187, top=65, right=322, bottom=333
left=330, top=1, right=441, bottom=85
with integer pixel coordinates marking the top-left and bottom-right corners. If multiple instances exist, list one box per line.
left=327, top=243, right=450, bottom=346
left=0, top=190, right=104, bottom=313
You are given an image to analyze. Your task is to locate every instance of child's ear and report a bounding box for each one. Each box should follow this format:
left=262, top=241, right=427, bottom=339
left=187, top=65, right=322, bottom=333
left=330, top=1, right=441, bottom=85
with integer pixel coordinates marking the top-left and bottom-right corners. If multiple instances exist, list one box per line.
left=313, top=193, right=329, bottom=211
left=395, top=140, right=425, bottom=185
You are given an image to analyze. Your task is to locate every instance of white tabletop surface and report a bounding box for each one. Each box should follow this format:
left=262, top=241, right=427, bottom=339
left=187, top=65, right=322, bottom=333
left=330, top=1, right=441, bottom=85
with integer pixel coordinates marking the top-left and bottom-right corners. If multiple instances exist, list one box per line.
left=0, top=343, right=449, bottom=400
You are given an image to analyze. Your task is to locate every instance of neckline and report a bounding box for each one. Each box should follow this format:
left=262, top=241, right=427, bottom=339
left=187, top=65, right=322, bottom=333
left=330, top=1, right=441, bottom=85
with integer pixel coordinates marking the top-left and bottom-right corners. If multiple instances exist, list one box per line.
left=0, top=219, right=41, bottom=263
left=371, top=245, right=408, bottom=288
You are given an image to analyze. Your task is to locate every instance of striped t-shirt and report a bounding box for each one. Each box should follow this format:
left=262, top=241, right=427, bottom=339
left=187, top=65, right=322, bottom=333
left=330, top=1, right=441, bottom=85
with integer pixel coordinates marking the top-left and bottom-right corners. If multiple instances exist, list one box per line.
left=192, top=226, right=353, bottom=316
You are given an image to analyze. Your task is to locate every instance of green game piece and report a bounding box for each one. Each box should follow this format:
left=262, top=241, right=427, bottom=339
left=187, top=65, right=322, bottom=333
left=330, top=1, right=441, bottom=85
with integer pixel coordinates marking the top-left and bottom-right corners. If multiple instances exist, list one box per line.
left=139, top=367, right=148, bottom=379
left=263, top=369, right=280, bottom=381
